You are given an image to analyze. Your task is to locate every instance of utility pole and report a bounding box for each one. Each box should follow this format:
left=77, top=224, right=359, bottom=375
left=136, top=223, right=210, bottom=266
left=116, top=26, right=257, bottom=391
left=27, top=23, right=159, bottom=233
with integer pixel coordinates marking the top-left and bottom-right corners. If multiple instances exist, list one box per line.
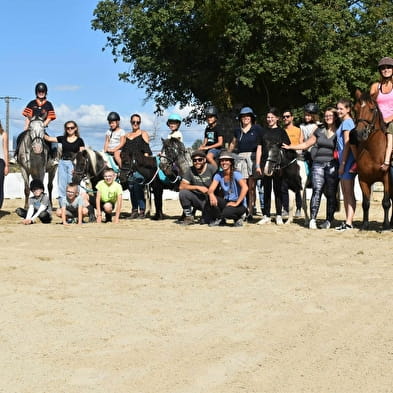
left=0, top=96, right=22, bottom=134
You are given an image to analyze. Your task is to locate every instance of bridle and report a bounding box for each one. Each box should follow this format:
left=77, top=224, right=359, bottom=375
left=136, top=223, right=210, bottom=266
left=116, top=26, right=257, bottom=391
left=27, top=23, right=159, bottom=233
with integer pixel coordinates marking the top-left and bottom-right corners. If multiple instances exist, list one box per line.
left=355, top=101, right=379, bottom=140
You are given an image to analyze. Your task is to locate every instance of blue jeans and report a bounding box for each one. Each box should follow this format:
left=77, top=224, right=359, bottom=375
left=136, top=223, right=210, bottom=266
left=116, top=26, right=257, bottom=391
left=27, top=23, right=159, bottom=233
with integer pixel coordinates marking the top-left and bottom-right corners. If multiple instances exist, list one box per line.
left=57, top=159, right=74, bottom=206
left=128, top=183, right=145, bottom=211
left=310, top=161, right=339, bottom=221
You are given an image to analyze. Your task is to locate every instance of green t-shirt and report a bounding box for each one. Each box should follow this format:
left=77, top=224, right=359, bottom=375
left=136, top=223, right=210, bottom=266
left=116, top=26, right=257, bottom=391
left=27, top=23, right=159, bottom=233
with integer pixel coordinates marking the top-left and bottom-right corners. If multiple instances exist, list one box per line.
left=96, top=180, right=123, bottom=203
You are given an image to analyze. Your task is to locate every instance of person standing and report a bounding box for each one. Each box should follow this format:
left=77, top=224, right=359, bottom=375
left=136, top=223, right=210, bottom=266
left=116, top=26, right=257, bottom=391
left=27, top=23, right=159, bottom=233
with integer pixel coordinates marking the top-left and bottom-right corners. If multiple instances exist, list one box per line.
left=123, top=113, right=152, bottom=219
left=281, top=109, right=302, bottom=217
left=228, top=106, right=261, bottom=221
left=283, top=108, right=340, bottom=229
left=335, top=99, right=356, bottom=231
left=255, top=108, right=291, bottom=225
left=44, top=121, right=85, bottom=206
left=178, top=150, right=216, bottom=225
left=199, top=106, right=224, bottom=167
left=0, top=122, right=9, bottom=210
left=103, top=111, right=125, bottom=168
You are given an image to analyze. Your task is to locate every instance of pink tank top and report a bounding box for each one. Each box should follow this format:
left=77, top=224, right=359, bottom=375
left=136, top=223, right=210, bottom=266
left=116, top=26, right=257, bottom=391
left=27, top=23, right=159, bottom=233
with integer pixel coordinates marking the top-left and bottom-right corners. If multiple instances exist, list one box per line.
left=377, top=84, right=393, bottom=121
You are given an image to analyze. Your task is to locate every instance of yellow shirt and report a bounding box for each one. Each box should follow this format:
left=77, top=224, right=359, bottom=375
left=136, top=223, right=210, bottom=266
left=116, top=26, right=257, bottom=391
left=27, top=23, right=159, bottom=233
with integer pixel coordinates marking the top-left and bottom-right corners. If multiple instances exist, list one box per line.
left=285, top=125, right=301, bottom=145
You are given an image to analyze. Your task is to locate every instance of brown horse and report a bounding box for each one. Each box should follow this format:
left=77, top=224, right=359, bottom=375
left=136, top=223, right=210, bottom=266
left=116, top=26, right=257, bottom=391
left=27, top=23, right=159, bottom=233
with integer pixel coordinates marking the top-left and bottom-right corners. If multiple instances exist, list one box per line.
left=353, top=89, right=393, bottom=230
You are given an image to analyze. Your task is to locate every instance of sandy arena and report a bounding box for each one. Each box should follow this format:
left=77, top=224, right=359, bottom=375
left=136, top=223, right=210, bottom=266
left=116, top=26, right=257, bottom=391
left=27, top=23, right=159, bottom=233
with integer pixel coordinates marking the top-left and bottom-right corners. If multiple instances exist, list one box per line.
left=1, top=196, right=392, bottom=393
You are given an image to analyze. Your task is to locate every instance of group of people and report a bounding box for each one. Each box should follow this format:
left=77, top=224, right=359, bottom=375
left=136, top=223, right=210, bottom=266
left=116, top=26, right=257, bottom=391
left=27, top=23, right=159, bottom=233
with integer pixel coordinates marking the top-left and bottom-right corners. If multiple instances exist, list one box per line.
left=3, top=56, right=393, bottom=228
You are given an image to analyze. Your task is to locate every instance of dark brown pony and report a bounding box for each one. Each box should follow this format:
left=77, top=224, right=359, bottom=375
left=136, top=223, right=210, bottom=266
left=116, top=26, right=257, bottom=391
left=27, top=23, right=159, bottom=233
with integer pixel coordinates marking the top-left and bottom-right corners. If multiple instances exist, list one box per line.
left=353, top=89, right=393, bottom=230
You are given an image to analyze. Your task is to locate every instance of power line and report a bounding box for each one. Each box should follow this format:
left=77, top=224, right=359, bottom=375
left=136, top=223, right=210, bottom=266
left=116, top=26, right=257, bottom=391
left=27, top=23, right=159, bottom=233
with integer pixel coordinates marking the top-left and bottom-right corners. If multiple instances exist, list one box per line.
left=0, top=96, right=22, bottom=134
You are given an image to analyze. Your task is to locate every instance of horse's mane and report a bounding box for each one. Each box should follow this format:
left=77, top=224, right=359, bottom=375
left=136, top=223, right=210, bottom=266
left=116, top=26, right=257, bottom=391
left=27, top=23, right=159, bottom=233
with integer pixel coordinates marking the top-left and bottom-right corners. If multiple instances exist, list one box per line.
left=358, top=90, right=386, bottom=132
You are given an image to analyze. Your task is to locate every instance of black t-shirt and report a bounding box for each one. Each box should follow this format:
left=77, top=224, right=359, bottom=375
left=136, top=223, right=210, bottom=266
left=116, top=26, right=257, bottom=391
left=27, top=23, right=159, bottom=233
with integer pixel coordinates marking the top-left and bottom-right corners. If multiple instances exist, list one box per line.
left=257, top=127, right=291, bottom=163
left=204, top=123, right=224, bottom=146
left=57, top=136, right=85, bottom=160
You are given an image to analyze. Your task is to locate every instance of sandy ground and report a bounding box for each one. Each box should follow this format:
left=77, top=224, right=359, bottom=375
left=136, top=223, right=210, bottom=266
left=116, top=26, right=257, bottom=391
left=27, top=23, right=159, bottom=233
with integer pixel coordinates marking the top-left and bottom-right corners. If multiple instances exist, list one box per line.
left=1, top=195, right=393, bottom=393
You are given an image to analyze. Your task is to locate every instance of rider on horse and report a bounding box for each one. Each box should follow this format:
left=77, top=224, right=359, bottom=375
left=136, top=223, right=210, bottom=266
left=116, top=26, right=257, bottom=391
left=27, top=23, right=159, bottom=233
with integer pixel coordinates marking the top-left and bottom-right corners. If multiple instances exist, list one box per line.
left=16, top=82, right=57, bottom=158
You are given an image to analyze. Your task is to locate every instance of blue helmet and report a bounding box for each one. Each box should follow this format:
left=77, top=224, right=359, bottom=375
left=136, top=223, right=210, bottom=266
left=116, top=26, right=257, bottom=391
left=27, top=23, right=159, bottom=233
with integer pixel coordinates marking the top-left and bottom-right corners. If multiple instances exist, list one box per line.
left=238, top=106, right=256, bottom=119
left=167, top=113, right=182, bottom=123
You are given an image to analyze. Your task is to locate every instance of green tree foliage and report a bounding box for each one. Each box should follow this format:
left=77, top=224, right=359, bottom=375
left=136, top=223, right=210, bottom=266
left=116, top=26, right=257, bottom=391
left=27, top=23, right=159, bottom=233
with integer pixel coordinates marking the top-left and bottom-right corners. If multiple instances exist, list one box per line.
left=191, top=138, right=203, bottom=150
left=92, top=0, right=393, bottom=119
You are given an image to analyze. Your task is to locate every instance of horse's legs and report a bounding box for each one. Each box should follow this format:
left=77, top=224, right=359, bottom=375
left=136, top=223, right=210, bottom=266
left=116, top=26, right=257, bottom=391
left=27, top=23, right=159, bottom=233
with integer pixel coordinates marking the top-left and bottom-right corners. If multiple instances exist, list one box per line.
left=358, top=179, right=371, bottom=230
left=285, top=190, right=295, bottom=224
left=298, top=161, right=309, bottom=225
left=47, top=165, right=57, bottom=209
left=152, top=181, right=164, bottom=220
left=20, top=168, right=30, bottom=209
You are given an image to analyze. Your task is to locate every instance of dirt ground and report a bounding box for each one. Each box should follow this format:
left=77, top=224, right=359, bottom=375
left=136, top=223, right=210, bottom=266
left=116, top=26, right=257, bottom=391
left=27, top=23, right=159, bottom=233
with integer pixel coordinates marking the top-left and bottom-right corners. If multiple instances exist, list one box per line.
left=1, top=195, right=393, bottom=393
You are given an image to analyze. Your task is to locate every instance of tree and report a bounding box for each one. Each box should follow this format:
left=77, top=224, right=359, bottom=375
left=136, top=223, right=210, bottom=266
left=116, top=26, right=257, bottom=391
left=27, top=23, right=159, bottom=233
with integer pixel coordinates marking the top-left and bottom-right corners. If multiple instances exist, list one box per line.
left=92, top=0, right=393, bottom=140
left=191, top=139, right=203, bottom=151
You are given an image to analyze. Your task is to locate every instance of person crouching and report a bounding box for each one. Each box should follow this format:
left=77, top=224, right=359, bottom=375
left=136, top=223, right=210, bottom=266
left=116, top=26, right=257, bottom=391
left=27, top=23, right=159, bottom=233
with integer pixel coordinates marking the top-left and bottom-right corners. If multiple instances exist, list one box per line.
left=207, top=151, right=248, bottom=227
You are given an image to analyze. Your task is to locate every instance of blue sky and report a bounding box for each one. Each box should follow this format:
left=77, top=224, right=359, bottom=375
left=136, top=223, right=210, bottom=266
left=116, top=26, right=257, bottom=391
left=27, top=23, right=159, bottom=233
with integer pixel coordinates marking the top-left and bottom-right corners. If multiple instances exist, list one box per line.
left=0, top=0, right=203, bottom=151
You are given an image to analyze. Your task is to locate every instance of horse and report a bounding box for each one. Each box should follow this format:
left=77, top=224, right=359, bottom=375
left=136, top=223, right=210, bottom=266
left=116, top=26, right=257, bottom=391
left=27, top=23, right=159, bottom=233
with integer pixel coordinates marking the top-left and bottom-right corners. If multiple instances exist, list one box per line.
left=353, top=89, right=393, bottom=230
left=119, top=138, right=189, bottom=219
left=17, top=116, right=57, bottom=208
left=72, top=148, right=109, bottom=192
left=263, top=142, right=303, bottom=224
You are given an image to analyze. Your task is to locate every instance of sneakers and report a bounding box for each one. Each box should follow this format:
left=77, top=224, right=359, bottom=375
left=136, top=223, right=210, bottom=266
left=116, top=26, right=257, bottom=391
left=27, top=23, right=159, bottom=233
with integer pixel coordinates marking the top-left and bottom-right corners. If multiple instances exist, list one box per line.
left=208, top=218, right=222, bottom=227
left=138, top=211, right=145, bottom=219
left=129, top=210, right=139, bottom=219
left=309, top=218, right=317, bottom=229
left=319, top=220, right=331, bottom=229
left=246, top=214, right=253, bottom=223
left=335, top=222, right=353, bottom=231
left=294, top=209, right=302, bottom=218
left=182, top=216, right=194, bottom=226
left=234, top=218, right=243, bottom=227
left=349, top=162, right=357, bottom=174
left=257, top=215, right=271, bottom=225
left=276, top=215, right=283, bottom=225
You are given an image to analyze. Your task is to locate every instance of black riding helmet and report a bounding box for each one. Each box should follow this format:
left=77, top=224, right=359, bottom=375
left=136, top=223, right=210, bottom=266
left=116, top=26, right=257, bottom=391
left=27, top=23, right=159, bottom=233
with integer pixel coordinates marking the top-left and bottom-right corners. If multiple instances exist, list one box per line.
left=107, top=111, right=120, bottom=122
left=35, top=82, right=48, bottom=96
left=205, top=105, right=218, bottom=118
left=30, top=179, right=44, bottom=191
left=303, top=102, right=319, bottom=114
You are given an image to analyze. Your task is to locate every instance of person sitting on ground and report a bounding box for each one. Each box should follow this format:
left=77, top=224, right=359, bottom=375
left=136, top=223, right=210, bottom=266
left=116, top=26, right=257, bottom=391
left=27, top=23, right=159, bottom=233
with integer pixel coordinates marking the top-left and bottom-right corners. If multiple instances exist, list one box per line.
left=166, top=114, right=183, bottom=142
left=199, top=105, right=224, bottom=167
left=207, top=151, right=248, bottom=227
left=15, top=179, right=52, bottom=225
left=178, top=150, right=217, bottom=225
left=104, top=111, right=126, bottom=169
left=95, top=168, right=123, bottom=224
left=56, top=183, right=94, bottom=225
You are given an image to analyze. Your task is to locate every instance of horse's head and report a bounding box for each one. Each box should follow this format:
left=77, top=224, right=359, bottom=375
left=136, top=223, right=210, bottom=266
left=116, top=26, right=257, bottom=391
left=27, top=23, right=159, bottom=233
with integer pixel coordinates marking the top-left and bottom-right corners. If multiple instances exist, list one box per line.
left=28, top=117, right=46, bottom=154
left=160, top=138, right=189, bottom=176
left=264, top=143, right=282, bottom=176
left=354, top=89, right=385, bottom=142
left=72, top=150, right=89, bottom=184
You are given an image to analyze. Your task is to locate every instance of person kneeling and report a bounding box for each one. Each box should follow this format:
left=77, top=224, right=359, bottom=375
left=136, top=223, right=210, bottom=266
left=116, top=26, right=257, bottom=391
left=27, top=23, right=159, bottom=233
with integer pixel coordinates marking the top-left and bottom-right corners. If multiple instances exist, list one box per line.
left=15, top=179, right=52, bottom=225
left=96, top=168, right=123, bottom=224
left=56, top=183, right=93, bottom=225
left=207, top=151, right=248, bottom=227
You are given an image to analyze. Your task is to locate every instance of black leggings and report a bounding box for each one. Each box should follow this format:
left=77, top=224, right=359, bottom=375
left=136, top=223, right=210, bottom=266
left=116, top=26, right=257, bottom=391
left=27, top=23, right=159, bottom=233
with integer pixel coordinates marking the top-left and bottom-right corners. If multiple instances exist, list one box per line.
left=207, top=196, right=247, bottom=222
left=0, top=159, right=5, bottom=209
left=263, top=173, right=282, bottom=217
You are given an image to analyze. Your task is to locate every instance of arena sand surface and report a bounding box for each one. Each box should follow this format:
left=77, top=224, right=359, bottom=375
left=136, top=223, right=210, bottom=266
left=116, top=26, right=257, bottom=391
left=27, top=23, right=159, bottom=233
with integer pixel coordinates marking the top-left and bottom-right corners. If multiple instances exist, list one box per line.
left=0, top=196, right=392, bottom=393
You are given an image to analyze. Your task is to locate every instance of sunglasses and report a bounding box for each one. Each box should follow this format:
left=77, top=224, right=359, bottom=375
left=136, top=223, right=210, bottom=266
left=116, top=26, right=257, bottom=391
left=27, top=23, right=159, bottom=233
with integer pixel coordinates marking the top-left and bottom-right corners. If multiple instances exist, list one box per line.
left=282, top=115, right=291, bottom=119
left=131, top=120, right=141, bottom=125
left=66, top=126, right=76, bottom=130
left=380, top=65, right=393, bottom=70
left=192, top=158, right=205, bottom=163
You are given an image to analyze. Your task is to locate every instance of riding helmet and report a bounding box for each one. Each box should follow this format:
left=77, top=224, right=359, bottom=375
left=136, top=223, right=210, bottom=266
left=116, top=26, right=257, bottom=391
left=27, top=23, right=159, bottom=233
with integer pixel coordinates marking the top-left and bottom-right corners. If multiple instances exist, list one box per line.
left=35, top=82, right=48, bottom=96
left=205, top=105, right=218, bottom=118
left=238, top=106, right=256, bottom=119
left=167, top=113, right=182, bottom=125
left=303, top=102, right=319, bottom=114
left=378, top=57, right=393, bottom=69
left=107, top=111, right=121, bottom=122
left=30, top=179, right=45, bottom=191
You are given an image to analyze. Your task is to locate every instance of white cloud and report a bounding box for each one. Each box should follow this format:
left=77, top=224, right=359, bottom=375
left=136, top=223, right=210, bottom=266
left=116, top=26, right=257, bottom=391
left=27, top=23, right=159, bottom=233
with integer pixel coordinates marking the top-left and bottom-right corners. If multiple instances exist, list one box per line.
left=54, top=85, right=81, bottom=92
